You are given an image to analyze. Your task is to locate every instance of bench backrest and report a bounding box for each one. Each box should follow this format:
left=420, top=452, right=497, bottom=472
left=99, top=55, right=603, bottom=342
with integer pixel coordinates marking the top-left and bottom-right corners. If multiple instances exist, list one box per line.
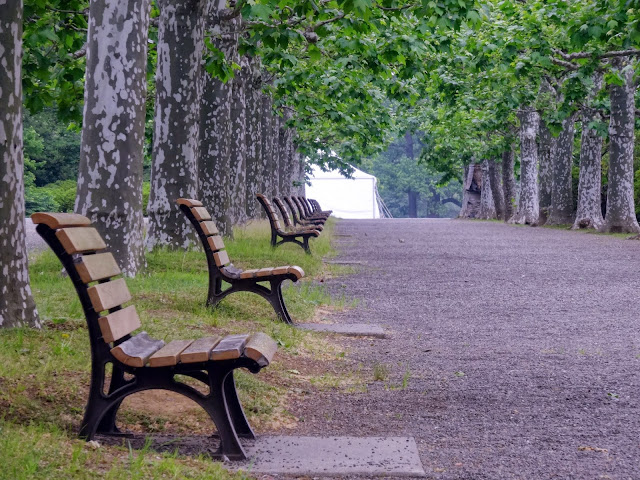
left=297, top=196, right=313, bottom=217
left=273, top=197, right=294, bottom=229
left=256, top=194, right=284, bottom=233
left=176, top=199, right=235, bottom=271
left=31, top=213, right=141, bottom=351
left=283, top=196, right=303, bottom=224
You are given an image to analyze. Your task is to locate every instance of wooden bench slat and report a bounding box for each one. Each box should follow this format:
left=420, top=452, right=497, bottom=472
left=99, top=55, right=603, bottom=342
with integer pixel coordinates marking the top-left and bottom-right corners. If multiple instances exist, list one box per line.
left=214, top=251, right=230, bottom=267
left=256, top=268, right=275, bottom=277
left=176, top=198, right=203, bottom=207
left=207, top=235, right=225, bottom=252
left=244, top=332, right=278, bottom=367
left=210, top=334, right=248, bottom=360
left=288, top=266, right=304, bottom=280
left=200, top=221, right=219, bottom=236
left=179, top=336, right=222, bottom=363
left=75, top=253, right=121, bottom=283
left=88, top=278, right=132, bottom=312
left=192, top=207, right=212, bottom=221
left=98, top=305, right=141, bottom=343
left=56, top=227, right=107, bottom=254
left=31, top=212, right=91, bottom=229
left=239, top=269, right=260, bottom=279
left=272, top=266, right=290, bottom=275
left=149, top=340, right=194, bottom=367
left=110, top=331, right=165, bottom=367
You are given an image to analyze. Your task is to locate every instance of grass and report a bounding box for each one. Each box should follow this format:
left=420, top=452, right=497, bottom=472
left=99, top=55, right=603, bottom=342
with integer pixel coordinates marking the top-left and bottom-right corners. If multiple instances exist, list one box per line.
left=0, top=219, right=365, bottom=479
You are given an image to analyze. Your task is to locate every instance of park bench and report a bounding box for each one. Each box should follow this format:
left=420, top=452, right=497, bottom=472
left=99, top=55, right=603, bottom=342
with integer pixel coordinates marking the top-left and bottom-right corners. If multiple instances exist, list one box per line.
left=256, top=193, right=321, bottom=254
left=291, top=196, right=330, bottom=223
left=308, top=198, right=332, bottom=216
left=178, top=198, right=304, bottom=325
left=274, top=197, right=324, bottom=231
left=32, top=212, right=278, bottom=460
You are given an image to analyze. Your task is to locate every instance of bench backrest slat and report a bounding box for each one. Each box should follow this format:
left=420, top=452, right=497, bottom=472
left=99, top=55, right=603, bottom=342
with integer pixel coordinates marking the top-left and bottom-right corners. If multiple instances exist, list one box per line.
left=87, top=278, right=132, bottom=312
left=207, top=235, right=225, bottom=252
left=31, top=212, right=92, bottom=229
left=273, top=197, right=293, bottom=228
left=192, top=207, right=212, bottom=221
left=214, top=251, right=231, bottom=267
left=201, top=221, right=219, bottom=236
left=256, top=194, right=283, bottom=232
left=56, top=227, right=107, bottom=254
left=98, top=305, right=141, bottom=343
left=75, top=253, right=122, bottom=283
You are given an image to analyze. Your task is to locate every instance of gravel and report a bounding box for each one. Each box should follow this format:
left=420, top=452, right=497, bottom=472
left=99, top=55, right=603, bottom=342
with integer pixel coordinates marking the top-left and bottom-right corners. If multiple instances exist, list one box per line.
left=282, top=218, right=640, bottom=479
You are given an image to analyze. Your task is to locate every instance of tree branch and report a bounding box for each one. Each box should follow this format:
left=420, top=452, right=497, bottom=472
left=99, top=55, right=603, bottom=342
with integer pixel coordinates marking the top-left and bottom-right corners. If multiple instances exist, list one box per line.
left=553, top=47, right=640, bottom=61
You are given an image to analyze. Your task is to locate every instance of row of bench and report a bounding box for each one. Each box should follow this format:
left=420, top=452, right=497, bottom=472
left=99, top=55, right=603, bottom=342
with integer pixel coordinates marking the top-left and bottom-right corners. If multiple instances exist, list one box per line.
left=31, top=195, right=332, bottom=460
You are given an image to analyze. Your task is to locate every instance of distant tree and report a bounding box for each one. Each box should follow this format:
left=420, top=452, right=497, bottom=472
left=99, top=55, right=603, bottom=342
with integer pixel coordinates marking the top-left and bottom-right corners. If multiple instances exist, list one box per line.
left=363, top=134, right=461, bottom=218
left=0, top=0, right=41, bottom=328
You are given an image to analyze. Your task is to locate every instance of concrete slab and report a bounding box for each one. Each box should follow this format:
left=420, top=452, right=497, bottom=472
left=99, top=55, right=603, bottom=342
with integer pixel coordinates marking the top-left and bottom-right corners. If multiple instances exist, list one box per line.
left=234, top=436, right=425, bottom=477
left=298, top=323, right=387, bottom=338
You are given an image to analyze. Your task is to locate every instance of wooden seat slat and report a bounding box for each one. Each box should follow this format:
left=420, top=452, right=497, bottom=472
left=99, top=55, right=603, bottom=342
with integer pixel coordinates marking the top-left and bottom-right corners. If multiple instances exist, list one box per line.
left=256, top=268, right=275, bottom=277
left=110, top=331, right=165, bottom=367
left=192, top=207, right=212, bottom=221
left=31, top=212, right=91, bottom=229
left=56, top=227, right=107, bottom=254
left=214, top=251, right=231, bottom=267
left=98, top=305, right=141, bottom=343
left=75, top=253, right=121, bottom=283
left=272, top=266, right=289, bottom=275
left=179, top=336, right=223, bottom=363
left=239, top=269, right=260, bottom=279
left=244, top=332, right=278, bottom=367
left=149, top=339, right=194, bottom=367
left=207, top=235, right=225, bottom=252
left=88, top=278, right=132, bottom=312
left=210, top=334, right=248, bottom=360
left=288, top=266, right=304, bottom=280
left=176, top=198, right=203, bottom=207
left=201, top=221, right=219, bottom=236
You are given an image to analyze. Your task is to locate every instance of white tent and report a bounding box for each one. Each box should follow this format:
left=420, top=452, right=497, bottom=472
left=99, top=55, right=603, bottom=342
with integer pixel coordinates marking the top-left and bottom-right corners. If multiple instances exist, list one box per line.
left=305, top=165, right=382, bottom=219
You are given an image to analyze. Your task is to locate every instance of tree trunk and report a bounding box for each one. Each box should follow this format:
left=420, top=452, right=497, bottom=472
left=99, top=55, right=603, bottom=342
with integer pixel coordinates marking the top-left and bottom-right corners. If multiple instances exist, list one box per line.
left=198, top=8, right=234, bottom=237
left=146, top=0, right=205, bottom=250
left=259, top=92, right=274, bottom=216
left=501, top=147, right=517, bottom=220
left=408, top=190, right=419, bottom=217
left=75, top=0, right=150, bottom=276
left=510, top=108, right=540, bottom=225
left=244, top=57, right=262, bottom=219
left=0, top=0, right=41, bottom=328
left=229, top=56, right=247, bottom=225
left=573, top=73, right=604, bottom=230
left=488, top=159, right=505, bottom=220
left=546, top=114, right=576, bottom=225
left=538, top=120, right=555, bottom=225
left=278, top=110, right=293, bottom=196
left=478, top=159, right=496, bottom=219
left=600, top=58, right=640, bottom=233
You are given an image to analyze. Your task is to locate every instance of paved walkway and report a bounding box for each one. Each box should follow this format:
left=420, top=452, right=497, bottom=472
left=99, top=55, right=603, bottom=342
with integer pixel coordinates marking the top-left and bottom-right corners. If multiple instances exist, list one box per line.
left=287, top=219, right=640, bottom=479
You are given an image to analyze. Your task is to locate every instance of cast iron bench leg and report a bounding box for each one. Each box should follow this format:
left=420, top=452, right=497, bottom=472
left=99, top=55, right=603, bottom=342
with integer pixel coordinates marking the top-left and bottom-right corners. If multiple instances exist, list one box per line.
left=224, top=373, right=255, bottom=439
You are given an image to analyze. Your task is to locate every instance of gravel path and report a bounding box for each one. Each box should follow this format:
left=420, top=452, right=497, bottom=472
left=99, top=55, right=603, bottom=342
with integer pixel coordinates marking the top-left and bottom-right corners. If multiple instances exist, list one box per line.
left=287, top=219, right=640, bottom=479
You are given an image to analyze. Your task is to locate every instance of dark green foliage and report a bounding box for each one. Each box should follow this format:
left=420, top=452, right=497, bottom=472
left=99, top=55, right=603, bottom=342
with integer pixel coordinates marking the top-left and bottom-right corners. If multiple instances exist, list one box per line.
left=24, top=109, right=80, bottom=186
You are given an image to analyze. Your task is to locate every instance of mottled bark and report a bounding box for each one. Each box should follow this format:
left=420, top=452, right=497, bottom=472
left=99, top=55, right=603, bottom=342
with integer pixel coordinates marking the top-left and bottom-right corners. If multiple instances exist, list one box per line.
left=478, top=159, right=496, bottom=219
left=229, top=56, right=248, bottom=225
left=0, top=0, right=41, bottom=328
left=488, top=159, right=505, bottom=221
left=501, top=148, right=517, bottom=220
left=600, top=59, right=640, bottom=233
left=146, top=0, right=205, bottom=250
left=199, top=8, right=234, bottom=237
left=538, top=121, right=555, bottom=225
left=573, top=73, right=604, bottom=230
left=546, top=114, right=576, bottom=225
left=75, top=0, right=150, bottom=276
left=510, top=108, right=540, bottom=225
left=270, top=107, right=281, bottom=196
left=292, top=150, right=306, bottom=195
left=244, top=57, right=262, bottom=219
left=278, top=110, right=293, bottom=196
left=260, top=93, right=275, bottom=202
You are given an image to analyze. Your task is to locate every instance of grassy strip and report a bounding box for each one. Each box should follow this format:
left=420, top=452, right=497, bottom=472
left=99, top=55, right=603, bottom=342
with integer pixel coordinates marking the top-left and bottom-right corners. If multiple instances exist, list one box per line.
left=1, top=219, right=356, bottom=479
